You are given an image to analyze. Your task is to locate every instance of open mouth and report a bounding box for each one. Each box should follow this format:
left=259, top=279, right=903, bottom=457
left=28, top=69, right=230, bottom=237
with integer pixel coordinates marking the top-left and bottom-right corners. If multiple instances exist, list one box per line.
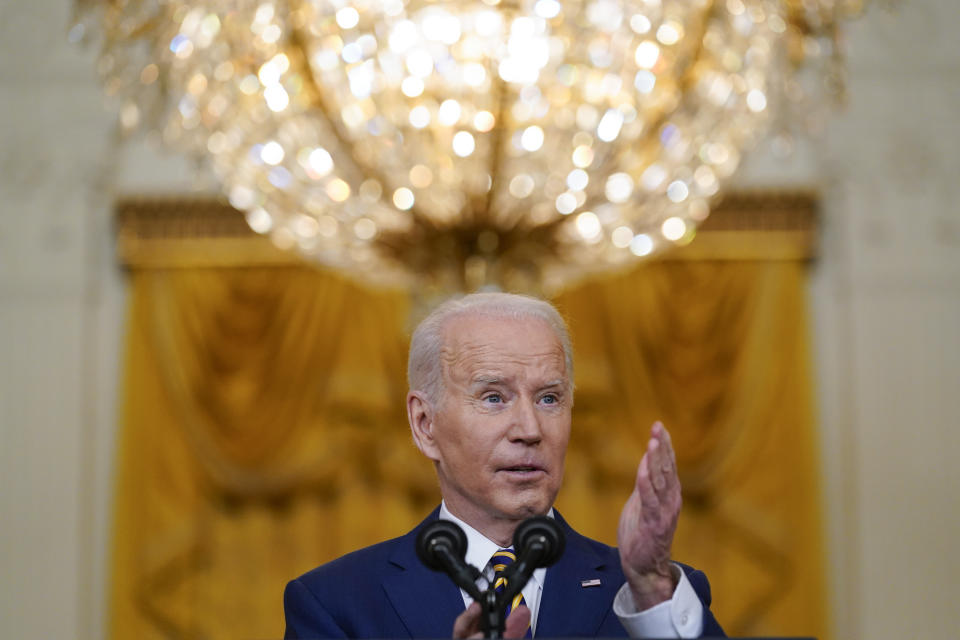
left=500, top=466, right=543, bottom=474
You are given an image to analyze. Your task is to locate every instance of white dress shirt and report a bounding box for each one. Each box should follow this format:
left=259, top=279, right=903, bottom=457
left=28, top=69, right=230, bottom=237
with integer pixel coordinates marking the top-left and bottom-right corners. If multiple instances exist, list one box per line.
left=439, top=502, right=703, bottom=638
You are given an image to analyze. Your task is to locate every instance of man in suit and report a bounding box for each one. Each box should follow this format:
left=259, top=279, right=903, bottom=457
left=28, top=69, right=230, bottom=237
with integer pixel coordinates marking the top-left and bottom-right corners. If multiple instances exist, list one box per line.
left=284, top=293, right=724, bottom=638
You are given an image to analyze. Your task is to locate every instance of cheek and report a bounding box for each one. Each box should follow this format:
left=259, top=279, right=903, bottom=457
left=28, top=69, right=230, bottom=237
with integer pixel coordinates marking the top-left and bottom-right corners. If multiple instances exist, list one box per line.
left=545, top=409, right=571, bottom=437
left=547, top=417, right=572, bottom=460
left=434, top=413, right=497, bottom=460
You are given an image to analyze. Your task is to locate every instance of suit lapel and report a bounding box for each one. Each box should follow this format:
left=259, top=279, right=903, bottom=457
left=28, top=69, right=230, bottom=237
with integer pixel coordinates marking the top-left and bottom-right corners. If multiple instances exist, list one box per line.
left=536, top=514, right=622, bottom=638
left=382, top=510, right=467, bottom=638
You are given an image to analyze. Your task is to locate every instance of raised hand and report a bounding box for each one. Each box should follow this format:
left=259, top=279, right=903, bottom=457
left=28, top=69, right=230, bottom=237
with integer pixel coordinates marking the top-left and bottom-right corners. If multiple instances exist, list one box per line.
left=617, top=421, right=682, bottom=610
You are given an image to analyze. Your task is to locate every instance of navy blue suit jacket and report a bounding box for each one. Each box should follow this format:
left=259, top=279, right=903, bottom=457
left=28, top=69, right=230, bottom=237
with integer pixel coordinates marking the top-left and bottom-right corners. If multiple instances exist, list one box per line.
left=284, top=509, right=724, bottom=638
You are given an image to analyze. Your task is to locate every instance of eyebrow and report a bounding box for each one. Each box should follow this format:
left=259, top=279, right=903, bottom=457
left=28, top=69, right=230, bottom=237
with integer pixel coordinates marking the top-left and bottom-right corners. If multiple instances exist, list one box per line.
left=469, top=376, right=568, bottom=389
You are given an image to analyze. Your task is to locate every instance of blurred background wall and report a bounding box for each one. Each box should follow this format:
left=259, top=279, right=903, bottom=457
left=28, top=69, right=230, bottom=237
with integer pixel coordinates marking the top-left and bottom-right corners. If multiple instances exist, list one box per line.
left=1, top=1, right=957, bottom=639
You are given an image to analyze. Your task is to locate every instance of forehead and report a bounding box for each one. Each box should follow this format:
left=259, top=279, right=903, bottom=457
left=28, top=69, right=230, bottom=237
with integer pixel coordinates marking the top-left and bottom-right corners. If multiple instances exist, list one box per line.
left=440, top=313, right=567, bottom=383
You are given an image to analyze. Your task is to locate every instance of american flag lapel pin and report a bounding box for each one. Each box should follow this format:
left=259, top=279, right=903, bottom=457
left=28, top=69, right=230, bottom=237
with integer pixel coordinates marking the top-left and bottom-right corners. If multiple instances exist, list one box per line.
left=580, top=578, right=602, bottom=588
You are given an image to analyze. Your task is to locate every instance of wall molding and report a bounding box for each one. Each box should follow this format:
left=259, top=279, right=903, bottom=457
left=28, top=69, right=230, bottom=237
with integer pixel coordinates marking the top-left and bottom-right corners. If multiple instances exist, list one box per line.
left=114, top=190, right=818, bottom=268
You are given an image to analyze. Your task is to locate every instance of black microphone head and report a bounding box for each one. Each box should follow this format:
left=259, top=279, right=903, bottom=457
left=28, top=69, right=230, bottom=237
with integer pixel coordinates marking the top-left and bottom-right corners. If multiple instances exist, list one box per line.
left=416, top=520, right=468, bottom=571
left=513, top=515, right=566, bottom=567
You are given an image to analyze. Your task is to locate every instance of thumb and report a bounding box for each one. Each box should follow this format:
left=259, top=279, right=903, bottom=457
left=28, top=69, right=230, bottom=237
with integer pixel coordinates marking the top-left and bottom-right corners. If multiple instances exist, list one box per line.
left=452, top=601, right=482, bottom=639
left=504, top=604, right=532, bottom=639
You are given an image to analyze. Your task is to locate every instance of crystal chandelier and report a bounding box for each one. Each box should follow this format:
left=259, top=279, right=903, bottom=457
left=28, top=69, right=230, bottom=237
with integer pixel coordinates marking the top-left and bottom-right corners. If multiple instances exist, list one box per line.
left=75, top=0, right=862, bottom=292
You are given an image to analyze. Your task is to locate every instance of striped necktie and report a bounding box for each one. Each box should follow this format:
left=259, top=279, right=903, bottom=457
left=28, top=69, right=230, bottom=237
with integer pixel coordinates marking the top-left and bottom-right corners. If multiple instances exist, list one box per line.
left=490, top=548, right=532, bottom=637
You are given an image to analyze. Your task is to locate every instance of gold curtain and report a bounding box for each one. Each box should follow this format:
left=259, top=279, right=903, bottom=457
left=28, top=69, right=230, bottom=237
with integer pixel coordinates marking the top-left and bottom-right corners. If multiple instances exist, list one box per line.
left=553, top=261, right=826, bottom=638
left=111, top=261, right=826, bottom=640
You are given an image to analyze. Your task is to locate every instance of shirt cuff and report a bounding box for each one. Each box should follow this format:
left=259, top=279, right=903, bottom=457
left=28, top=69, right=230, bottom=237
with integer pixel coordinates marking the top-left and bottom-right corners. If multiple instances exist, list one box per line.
left=612, top=564, right=703, bottom=638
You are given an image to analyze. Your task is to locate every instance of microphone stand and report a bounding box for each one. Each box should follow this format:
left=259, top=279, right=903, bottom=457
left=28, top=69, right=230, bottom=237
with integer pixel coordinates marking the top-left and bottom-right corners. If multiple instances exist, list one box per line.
left=480, top=587, right=505, bottom=639
left=480, top=538, right=551, bottom=638
left=417, top=517, right=564, bottom=639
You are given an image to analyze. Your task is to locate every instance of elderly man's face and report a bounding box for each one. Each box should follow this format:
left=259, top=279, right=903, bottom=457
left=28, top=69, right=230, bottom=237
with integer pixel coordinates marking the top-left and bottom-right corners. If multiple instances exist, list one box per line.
left=412, top=313, right=572, bottom=534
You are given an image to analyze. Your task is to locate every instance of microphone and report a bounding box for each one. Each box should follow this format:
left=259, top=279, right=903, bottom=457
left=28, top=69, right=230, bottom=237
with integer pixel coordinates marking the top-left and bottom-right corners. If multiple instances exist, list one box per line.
left=513, top=515, right=565, bottom=567
left=499, top=516, right=566, bottom=602
left=416, top=520, right=483, bottom=601
left=416, top=516, right=566, bottom=639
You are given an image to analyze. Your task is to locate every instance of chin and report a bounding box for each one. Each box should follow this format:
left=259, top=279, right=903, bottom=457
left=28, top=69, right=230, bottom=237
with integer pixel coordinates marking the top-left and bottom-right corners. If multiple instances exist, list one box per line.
left=501, top=497, right=552, bottom=520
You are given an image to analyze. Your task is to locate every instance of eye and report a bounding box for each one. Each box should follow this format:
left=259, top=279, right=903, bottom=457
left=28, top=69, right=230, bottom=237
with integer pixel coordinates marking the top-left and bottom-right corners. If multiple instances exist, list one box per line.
left=482, top=392, right=503, bottom=404
left=540, top=393, right=560, bottom=405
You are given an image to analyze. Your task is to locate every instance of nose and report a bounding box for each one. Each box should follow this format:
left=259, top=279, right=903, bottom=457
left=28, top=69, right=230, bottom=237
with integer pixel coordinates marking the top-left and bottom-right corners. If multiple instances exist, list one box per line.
left=507, top=396, right=542, bottom=445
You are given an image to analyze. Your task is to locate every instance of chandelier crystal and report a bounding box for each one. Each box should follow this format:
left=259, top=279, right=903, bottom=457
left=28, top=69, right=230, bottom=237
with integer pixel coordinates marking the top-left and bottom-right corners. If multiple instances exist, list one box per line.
left=76, top=0, right=863, bottom=292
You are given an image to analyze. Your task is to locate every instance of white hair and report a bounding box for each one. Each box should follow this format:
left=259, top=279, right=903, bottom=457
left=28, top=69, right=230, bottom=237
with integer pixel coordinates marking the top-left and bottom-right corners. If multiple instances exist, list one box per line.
left=407, top=292, right=574, bottom=404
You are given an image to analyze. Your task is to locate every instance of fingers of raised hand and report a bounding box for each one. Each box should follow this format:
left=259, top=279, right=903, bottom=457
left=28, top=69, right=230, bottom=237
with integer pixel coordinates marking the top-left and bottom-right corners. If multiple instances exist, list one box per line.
left=656, top=421, right=678, bottom=466
left=636, top=423, right=682, bottom=531
left=649, top=439, right=669, bottom=492
left=636, top=452, right=662, bottom=519
left=649, top=423, right=679, bottom=499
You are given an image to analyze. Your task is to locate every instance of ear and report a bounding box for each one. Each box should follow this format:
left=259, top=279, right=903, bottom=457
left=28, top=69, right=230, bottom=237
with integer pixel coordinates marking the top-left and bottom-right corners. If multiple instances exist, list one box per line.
left=407, top=390, right=441, bottom=461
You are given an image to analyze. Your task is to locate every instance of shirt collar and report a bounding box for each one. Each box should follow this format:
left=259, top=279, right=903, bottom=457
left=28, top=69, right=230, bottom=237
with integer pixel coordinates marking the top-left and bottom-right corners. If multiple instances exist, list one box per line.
left=439, top=501, right=551, bottom=589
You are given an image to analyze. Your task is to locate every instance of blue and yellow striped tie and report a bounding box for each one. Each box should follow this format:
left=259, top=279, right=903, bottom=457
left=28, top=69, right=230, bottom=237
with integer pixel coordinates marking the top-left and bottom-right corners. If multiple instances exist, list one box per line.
left=490, top=548, right=532, bottom=637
